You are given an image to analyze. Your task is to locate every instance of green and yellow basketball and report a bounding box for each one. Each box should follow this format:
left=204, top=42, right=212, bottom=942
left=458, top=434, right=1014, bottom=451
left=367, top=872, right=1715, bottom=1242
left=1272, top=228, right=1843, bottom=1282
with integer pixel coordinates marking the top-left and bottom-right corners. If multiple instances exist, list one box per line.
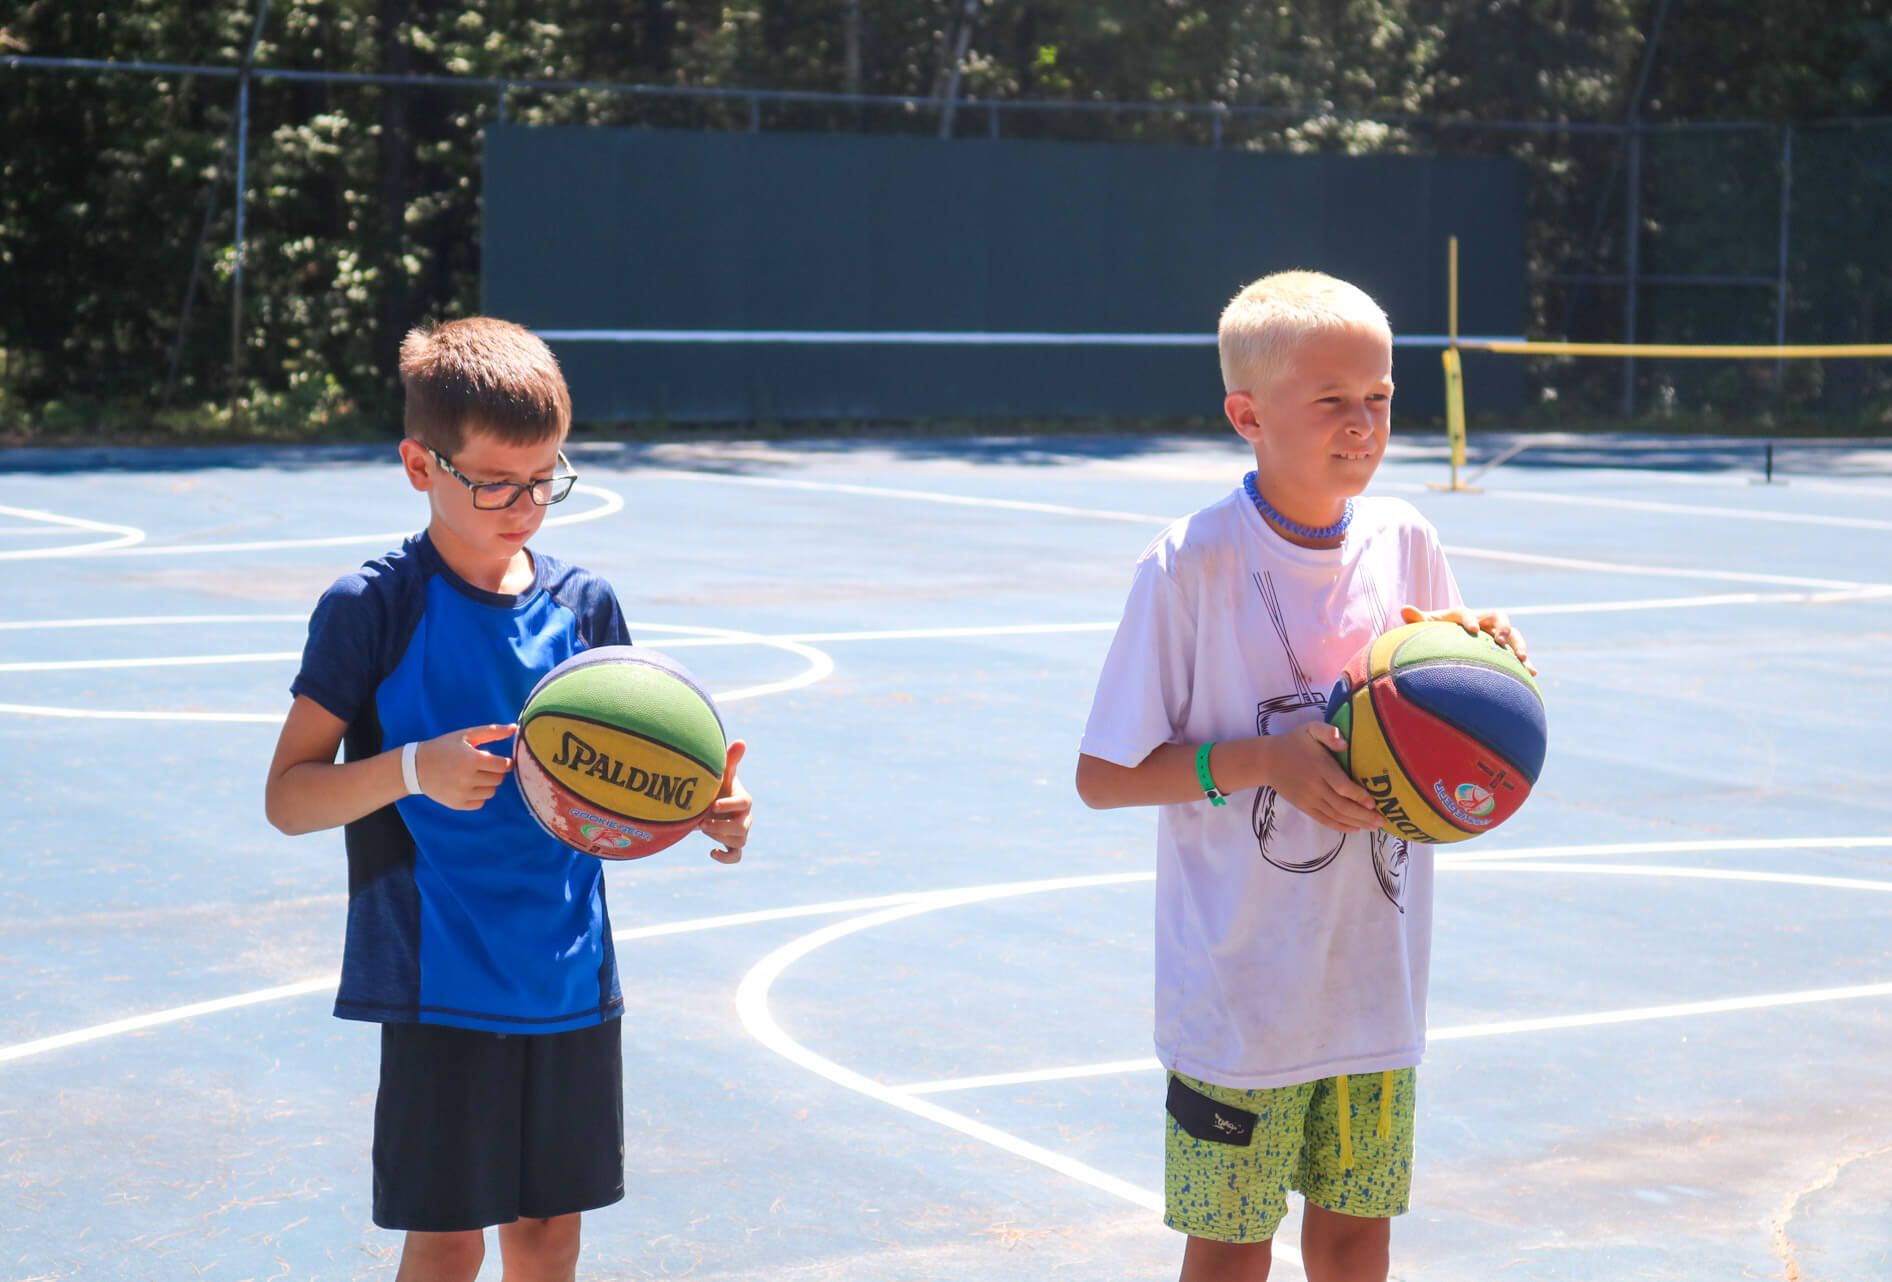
left=514, top=646, right=726, bottom=859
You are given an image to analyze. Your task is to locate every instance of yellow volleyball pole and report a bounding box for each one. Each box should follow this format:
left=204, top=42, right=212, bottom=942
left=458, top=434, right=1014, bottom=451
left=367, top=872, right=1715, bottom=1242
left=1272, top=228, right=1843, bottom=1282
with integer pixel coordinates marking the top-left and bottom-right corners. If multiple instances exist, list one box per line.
left=1448, top=234, right=1459, bottom=348
left=1430, top=236, right=1477, bottom=492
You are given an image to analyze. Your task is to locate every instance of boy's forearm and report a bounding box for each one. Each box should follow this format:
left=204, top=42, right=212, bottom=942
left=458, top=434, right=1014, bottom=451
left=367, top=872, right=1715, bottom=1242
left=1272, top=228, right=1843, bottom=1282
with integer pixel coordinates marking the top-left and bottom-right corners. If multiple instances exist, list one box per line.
left=1075, top=739, right=1272, bottom=810
left=266, top=751, right=410, bottom=835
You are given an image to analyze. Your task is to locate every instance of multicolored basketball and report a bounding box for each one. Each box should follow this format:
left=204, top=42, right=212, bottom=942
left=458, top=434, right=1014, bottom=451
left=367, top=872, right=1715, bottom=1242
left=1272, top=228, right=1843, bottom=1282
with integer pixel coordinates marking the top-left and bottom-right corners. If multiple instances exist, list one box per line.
left=514, top=646, right=726, bottom=860
left=1324, top=621, right=1546, bottom=845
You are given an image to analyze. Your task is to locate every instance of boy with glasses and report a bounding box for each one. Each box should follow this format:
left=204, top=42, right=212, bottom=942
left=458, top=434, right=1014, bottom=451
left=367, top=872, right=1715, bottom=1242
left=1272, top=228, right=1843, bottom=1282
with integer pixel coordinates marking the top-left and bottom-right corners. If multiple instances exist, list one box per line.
left=265, top=317, right=753, bottom=1280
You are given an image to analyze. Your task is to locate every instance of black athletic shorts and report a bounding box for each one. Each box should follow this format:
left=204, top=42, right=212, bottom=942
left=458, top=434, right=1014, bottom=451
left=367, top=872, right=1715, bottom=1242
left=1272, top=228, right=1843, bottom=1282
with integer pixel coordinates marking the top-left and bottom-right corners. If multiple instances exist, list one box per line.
left=372, top=1018, right=625, bottom=1232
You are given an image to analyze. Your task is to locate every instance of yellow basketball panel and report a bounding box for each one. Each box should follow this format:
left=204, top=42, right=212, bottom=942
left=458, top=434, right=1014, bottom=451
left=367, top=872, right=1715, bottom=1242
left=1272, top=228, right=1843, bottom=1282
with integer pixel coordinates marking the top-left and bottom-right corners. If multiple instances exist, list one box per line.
left=521, top=714, right=721, bottom=823
left=1343, top=686, right=1464, bottom=845
left=1366, top=622, right=1433, bottom=681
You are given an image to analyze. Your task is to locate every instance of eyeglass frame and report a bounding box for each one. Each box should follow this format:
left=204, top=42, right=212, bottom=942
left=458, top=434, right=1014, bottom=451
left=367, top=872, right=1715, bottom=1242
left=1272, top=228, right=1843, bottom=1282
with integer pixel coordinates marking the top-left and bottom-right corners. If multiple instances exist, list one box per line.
left=426, top=445, right=578, bottom=509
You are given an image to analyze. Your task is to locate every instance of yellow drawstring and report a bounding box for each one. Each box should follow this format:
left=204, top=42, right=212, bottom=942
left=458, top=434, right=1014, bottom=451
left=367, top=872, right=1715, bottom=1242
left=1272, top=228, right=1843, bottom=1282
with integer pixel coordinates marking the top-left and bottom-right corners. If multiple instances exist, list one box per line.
left=1335, top=1074, right=1354, bottom=1170
left=1337, top=1071, right=1397, bottom=1171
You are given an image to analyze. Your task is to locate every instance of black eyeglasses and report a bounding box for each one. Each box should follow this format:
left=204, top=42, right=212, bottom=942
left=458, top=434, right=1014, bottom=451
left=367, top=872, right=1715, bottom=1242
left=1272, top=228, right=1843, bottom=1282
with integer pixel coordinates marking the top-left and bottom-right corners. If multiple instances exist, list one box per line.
left=428, top=446, right=578, bottom=509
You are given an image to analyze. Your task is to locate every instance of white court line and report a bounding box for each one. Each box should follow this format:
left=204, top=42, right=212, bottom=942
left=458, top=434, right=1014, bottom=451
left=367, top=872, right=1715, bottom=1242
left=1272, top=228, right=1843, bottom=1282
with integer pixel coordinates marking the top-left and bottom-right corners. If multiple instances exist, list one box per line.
left=901, top=976, right=1892, bottom=1093
left=737, top=857, right=1892, bottom=1215
left=9, top=846, right=1882, bottom=1068
left=0, top=502, right=144, bottom=559
left=0, top=702, right=285, bottom=724
left=901, top=1059, right=1162, bottom=1096
left=733, top=874, right=1175, bottom=1224
left=0, top=613, right=309, bottom=631
left=0, top=891, right=943, bottom=1068
left=646, top=469, right=1892, bottom=593
left=1482, top=487, right=1892, bottom=531
left=1502, top=587, right=1892, bottom=614
left=1442, top=544, right=1880, bottom=592
left=1442, top=835, right=1892, bottom=863
left=1446, top=860, right=1892, bottom=895
left=18, top=581, right=1884, bottom=683
left=0, top=621, right=833, bottom=720
left=8, top=840, right=1887, bottom=1269
left=0, top=977, right=338, bottom=1065
left=0, top=651, right=299, bottom=674
left=649, top=470, right=1173, bottom=523
left=5, top=582, right=1884, bottom=708
left=9, top=482, right=622, bottom=557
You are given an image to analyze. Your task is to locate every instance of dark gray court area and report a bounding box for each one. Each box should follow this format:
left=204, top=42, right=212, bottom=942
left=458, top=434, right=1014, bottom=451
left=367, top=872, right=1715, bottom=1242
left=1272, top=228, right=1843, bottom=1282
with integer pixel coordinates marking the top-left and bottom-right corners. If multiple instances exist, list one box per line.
left=2, top=433, right=1888, bottom=1280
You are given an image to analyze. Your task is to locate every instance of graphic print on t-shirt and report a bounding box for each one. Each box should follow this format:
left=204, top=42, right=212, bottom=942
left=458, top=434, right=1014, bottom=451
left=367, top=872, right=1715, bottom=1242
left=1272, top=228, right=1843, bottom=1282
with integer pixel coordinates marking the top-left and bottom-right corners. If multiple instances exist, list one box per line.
left=1249, top=569, right=1413, bottom=911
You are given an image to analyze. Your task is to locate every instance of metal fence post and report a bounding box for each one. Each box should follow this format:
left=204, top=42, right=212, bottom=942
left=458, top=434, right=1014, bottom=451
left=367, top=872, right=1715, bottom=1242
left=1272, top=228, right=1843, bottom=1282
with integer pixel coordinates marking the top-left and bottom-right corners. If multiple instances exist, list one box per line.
left=988, top=102, right=999, bottom=139
left=1620, top=121, right=1641, bottom=417
left=497, top=85, right=508, bottom=122
left=1212, top=105, right=1224, bottom=150
left=230, top=0, right=272, bottom=409
left=1774, top=123, right=1793, bottom=392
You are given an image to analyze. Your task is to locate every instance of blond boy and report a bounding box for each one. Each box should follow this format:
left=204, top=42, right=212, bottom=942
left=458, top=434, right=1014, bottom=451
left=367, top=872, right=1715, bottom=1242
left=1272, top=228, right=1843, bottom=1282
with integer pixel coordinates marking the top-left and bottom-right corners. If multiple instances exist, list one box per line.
left=1076, top=273, right=1529, bottom=1282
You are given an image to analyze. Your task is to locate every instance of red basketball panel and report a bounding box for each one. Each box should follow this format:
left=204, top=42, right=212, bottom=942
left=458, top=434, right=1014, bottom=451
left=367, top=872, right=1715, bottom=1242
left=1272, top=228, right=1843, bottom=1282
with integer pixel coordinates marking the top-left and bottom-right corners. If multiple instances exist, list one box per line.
left=1342, top=645, right=1374, bottom=692
left=1367, top=675, right=1534, bottom=834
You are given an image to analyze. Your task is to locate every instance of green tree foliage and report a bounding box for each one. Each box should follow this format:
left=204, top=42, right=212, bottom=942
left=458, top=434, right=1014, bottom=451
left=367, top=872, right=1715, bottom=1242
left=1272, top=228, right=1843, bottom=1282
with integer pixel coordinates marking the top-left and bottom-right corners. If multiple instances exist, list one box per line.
left=1, top=0, right=1888, bottom=430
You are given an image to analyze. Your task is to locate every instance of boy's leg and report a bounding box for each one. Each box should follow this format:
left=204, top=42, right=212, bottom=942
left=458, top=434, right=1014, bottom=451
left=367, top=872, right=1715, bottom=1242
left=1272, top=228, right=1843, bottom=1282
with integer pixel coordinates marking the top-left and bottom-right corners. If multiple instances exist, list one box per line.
left=1180, top=1234, right=1273, bottom=1282
left=496, top=1213, right=582, bottom=1282
left=393, top=1229, right=485, bottom=1282
left=1163, top=1073, right=1318, bottom=1278
left=374, top=1023, right=526, bottom=1232
left=1299, top=1204, right=1390, bottom=1282
left=1293, top=1068, right=1416, bottom=1282
left=517, top=1018, right=625, bottom=1218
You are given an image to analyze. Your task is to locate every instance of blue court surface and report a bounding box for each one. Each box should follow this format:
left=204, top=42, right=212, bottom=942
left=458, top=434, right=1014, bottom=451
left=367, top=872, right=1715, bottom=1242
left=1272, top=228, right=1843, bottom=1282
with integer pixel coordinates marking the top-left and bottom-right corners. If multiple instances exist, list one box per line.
left=2, top=431, right=1889, bottom=1281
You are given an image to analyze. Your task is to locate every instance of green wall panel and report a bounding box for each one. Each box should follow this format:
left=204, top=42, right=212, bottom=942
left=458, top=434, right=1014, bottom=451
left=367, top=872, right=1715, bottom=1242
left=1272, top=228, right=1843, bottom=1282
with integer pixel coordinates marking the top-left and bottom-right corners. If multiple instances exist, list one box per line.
left=483, top=126, right=1524, bottom=422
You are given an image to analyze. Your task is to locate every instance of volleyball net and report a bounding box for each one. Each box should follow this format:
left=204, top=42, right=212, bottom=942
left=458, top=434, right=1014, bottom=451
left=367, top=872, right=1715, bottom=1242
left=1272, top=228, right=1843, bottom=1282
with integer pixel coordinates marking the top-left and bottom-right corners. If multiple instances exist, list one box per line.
left=1433, top=237, right=1892, bottom=489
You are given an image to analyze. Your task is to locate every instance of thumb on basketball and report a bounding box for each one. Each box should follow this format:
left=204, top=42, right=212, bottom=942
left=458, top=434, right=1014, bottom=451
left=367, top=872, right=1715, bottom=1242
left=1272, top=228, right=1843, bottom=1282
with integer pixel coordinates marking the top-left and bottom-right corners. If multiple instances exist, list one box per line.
left=1303, top=721, right=1347, bottom=753
left=464, top=723, right=517, bottom=763
left=717, top=739, right=747, bottom=793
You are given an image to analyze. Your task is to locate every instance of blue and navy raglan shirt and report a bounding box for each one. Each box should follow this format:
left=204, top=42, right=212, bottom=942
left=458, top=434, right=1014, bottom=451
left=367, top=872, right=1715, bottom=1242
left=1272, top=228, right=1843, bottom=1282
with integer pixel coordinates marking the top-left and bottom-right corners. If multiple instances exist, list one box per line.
left=291, top=532, right=631, bottom=1034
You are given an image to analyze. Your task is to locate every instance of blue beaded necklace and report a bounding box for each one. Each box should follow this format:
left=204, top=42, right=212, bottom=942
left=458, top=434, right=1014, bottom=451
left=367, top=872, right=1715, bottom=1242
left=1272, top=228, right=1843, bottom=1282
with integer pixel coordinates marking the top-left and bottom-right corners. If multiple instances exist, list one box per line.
left=1244, top=471, right=1354, bottom=541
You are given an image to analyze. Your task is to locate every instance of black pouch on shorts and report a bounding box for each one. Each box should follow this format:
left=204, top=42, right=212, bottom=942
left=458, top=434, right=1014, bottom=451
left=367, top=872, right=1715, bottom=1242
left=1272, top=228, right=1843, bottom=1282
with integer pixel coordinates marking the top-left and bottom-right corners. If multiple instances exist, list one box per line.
left=1166, top=1074, right=1257, bottom=1146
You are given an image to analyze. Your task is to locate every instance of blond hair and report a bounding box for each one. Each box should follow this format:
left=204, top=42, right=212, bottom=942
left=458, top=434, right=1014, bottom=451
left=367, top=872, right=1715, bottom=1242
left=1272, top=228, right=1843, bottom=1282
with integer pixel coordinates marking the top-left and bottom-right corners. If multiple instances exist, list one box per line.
left=399, top=317, right=572, bottom=454
left=1217, top=271, right=1391, bottom=395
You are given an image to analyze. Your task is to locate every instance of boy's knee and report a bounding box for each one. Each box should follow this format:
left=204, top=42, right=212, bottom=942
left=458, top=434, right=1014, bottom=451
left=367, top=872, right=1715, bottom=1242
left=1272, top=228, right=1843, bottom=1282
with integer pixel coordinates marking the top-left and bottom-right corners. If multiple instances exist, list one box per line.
left=1180, top=1234, right=1273, bottom=1282
left=397, top=1229, right=485, bottom=1282
left=498, top=1213, right=582, bottom=1279
left=1299, top=1205, right=1389, bottom=1281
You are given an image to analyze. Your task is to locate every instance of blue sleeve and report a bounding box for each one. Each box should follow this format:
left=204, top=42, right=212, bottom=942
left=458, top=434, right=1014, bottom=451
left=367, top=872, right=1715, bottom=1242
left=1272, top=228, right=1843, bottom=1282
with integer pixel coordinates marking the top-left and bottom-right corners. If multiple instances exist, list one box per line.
left=291, top=573, right=390, bottom=724
left=543, top=560, right=632, bottom=649
left=591, top=586, right=631, bottom=647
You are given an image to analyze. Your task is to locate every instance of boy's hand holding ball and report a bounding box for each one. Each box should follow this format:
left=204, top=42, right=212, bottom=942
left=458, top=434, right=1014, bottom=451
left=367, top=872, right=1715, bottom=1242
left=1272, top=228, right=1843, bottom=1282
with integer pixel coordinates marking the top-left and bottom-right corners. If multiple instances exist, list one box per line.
left=414, top=723, right=516, bottom=810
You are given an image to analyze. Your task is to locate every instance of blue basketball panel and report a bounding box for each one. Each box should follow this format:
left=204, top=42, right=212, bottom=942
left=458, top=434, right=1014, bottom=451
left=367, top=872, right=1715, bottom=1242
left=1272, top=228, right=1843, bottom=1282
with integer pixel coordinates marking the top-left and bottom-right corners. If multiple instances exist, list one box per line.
left=1393, top=661, right=1547, bottom=781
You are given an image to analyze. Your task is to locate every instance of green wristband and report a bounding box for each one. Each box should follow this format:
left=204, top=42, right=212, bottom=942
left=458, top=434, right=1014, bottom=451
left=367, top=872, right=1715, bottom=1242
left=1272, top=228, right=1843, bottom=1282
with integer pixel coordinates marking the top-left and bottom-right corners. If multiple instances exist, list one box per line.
left=1195, top=742, right=1228, bottom=807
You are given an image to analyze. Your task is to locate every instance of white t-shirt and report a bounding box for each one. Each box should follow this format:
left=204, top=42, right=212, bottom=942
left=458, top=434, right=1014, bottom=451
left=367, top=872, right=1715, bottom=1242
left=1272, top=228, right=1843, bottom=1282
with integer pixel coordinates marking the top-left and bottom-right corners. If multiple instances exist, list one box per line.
left=1081, top=486, right=1462, bottom=1089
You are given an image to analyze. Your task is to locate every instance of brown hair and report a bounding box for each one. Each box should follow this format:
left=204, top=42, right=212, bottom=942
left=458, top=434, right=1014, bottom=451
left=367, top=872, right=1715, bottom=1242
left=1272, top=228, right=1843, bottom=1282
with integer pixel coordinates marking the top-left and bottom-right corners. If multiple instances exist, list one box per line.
left=398, top=317, right=572, bottom=454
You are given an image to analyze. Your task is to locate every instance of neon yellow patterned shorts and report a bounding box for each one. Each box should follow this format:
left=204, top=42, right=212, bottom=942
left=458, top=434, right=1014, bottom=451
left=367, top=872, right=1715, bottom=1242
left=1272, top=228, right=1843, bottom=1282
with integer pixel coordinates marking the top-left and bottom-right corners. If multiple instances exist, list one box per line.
left=1163, top=1068, right=1416, bottom=1243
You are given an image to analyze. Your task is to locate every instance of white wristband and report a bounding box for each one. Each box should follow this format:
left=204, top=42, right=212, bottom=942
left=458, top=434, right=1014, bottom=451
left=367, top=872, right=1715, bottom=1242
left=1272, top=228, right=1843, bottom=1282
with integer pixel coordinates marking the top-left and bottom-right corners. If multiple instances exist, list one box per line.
left=400, top=741, right=422, bottom=797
